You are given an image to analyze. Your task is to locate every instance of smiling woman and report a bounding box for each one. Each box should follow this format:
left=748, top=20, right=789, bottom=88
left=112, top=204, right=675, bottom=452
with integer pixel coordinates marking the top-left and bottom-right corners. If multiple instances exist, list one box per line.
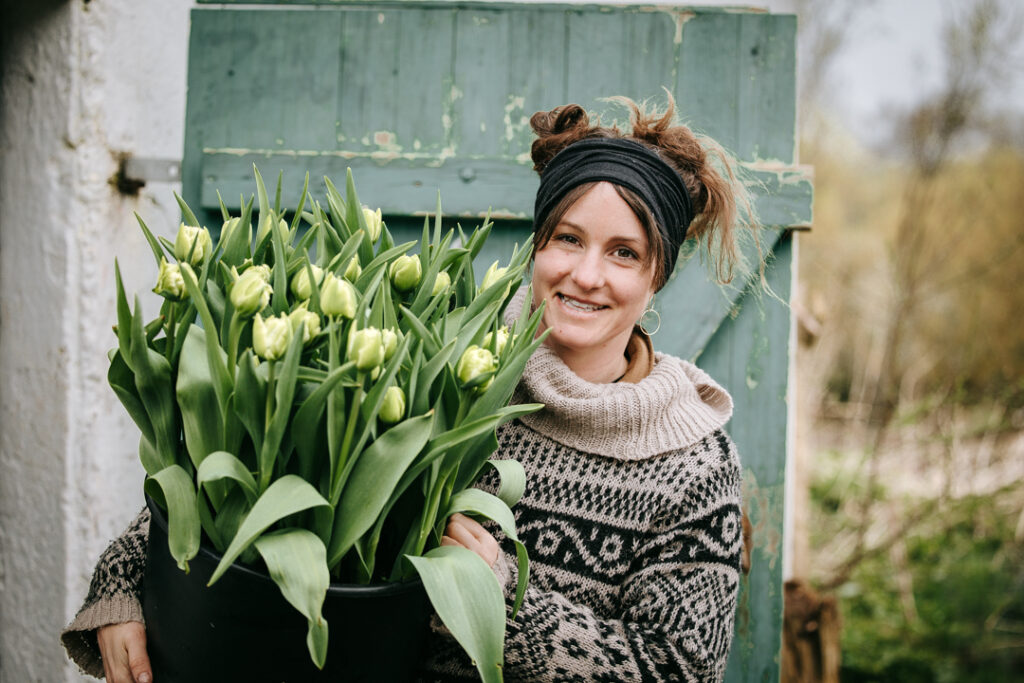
left=531, top=182, right=656, bottom=383
left=62, top=96, right=755, bottom=683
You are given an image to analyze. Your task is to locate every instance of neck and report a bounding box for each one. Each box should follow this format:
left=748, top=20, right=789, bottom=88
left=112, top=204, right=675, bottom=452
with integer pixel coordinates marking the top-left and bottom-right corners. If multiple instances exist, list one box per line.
left=545, top=330, right=631, bottom=383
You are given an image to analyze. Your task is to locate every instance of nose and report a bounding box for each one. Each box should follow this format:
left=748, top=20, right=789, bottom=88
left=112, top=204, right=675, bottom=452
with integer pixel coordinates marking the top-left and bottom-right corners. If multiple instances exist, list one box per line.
left=570, top=249, right=605, bottom=290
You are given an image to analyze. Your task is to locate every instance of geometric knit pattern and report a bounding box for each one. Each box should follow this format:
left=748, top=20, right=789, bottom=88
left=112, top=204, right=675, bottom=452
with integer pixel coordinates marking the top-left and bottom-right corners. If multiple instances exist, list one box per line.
left=61, top=508, right=152, bottom=678
left=420, top=419, right=742, bottom=683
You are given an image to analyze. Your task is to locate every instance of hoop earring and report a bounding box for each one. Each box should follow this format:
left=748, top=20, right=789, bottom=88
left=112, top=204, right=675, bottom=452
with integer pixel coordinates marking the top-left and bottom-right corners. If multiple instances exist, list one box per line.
left=639, top=302, right=661, bottom=336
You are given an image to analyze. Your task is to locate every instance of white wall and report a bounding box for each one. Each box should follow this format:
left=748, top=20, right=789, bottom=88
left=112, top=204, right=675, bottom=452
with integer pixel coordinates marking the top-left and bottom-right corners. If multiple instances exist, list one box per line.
left=0, top=1, right=192, bottom=679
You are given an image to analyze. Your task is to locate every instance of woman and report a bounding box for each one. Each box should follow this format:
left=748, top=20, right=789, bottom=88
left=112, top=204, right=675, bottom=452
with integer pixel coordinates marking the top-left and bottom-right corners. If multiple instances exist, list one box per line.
left=63, top=98, right=749, bottom=682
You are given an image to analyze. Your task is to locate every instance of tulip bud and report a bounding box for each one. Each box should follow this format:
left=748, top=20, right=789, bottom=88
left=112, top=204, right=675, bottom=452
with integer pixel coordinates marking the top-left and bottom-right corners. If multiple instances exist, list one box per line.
left=482, top=326, right=511, bottom=357
left=389, top=254, right=422, bottom=293
left=320, top=273, right=357, bottom=319
left=343, top=256, right=362, bottom=282
left=379, top=386, right=406, bottom=424
left=250, top=264, right=272, bottom=282
left=153, top=258, right=187, bottom=301
left=431, top=271, right=451, bottom=297
left=456, top=345, right=497, bottom=392
left=230, top=268, right=272, bottom=317
left=288, top=304, right=321, bottom=344
left=361, top=206, right=383, bottom=243
left=381, top=328, right=399, bottom=361
left=253, top=313, right=292, bottom=361
left=290, top=264, right=324, bottom=301
left=347, top=327, right=385, bottom=372
left=174, top=223, right=213, bottom=266
left=479, top=261, right=510, bottom=295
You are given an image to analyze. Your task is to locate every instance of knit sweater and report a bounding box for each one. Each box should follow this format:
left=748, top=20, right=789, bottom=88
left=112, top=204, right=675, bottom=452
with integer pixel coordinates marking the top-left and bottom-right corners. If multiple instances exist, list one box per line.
left=62, top=333, right=742, bottom=683
left=421, top=341, right=742, bottom=682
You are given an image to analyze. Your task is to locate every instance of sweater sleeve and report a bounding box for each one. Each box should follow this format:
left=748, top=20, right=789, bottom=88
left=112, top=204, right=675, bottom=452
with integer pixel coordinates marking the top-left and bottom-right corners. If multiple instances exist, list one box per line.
left=500, top=455, right=743, bottom=683
left=60, top=508, right=150, bottom=678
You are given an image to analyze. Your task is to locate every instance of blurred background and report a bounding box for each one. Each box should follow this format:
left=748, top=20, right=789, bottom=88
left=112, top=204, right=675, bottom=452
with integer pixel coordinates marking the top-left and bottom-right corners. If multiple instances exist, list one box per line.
left=782, top=0, right=1024, bottom=680
left=2, top=0, right=1021, bottom=680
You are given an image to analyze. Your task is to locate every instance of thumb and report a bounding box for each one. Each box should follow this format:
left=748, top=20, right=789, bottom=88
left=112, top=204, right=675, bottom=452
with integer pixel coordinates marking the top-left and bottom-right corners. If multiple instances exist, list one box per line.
left=125, top=628, right=153, bottom=683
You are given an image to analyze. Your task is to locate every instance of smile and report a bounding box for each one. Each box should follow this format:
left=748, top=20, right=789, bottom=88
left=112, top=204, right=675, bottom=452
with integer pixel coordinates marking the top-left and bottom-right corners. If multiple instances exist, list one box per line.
left=557, top=293, right=606, bottom=313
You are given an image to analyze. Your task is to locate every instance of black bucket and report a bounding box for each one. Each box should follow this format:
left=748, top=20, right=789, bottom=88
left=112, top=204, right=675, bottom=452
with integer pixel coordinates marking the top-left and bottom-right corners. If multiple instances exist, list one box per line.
left=143, top=496, right=432, bottom=683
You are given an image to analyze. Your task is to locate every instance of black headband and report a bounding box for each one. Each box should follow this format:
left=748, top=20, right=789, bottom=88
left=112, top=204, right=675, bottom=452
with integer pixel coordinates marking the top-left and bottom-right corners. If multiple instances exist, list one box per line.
left=533, top=137, right=694, bottom=277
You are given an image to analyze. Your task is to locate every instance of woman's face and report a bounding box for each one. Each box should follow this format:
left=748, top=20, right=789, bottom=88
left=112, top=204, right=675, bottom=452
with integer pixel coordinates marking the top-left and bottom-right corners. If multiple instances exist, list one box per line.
left=532, top=182, right=657, bottom=367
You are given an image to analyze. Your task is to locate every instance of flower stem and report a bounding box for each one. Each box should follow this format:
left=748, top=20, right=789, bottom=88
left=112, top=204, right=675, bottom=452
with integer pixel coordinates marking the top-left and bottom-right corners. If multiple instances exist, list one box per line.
left=332, top=373, right=363, bottom=500
left=226, top=310, right=244, bottom=373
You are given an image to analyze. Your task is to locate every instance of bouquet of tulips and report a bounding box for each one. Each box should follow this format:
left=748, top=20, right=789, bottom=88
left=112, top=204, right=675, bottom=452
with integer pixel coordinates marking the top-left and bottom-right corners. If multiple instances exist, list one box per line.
left=111, top=167, right=544, bottom=681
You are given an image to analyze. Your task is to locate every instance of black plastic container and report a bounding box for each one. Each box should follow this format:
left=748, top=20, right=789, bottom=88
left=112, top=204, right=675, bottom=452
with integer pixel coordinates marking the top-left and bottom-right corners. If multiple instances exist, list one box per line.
left=143, top=496, right=432, bottom=683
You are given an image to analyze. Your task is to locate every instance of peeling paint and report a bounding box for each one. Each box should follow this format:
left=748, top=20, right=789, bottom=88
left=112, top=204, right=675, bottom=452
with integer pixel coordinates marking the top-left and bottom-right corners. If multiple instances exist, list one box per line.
left=742, top=160, right=814, bottom=184
left=377, top=12, right=385, bottom=24
left=202, top=146, right=536, bottom=166
left=741, top=470, right=784, bottom=573
left=503, top=94, right=527, bottom=144
left=372, top=130, right=401, bottom=154
left=480, top=121, right=486, bottom=133
left=635, top=8, right=695, bottom=45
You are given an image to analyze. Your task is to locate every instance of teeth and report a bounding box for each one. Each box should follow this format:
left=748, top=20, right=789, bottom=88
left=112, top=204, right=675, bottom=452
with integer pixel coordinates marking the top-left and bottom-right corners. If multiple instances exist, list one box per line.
left=559, top=294, right=601, bottom=312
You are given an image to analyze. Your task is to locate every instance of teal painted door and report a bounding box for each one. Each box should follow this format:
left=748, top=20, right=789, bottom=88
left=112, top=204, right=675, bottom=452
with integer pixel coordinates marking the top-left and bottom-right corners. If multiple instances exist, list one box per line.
left=182, top=3, right=811, bottom=680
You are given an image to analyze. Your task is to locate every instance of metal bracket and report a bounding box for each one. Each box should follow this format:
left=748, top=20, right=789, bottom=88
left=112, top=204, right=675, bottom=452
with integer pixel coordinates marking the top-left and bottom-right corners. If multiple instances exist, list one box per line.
left=122, top=157, right=182, bottom=183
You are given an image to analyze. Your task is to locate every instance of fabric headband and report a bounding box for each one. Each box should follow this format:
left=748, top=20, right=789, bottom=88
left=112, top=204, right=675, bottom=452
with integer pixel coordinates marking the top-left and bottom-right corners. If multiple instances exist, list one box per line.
left=533, top=137, right=694, bottom=277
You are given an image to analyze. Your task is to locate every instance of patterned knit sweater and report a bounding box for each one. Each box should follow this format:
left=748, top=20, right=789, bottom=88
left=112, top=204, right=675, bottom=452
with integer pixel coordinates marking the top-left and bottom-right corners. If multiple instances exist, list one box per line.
left=62, top=339, right=742, bottom=682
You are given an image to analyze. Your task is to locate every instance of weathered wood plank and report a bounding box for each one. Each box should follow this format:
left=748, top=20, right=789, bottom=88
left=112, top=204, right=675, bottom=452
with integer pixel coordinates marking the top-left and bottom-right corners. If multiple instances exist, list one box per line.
left=337, top=8, right=455, bottom=155
left=686, top=232, right=794, bottom=683
left=565, top=9, right=681, bottom=107
left=677, top=13, right=797, bottom=163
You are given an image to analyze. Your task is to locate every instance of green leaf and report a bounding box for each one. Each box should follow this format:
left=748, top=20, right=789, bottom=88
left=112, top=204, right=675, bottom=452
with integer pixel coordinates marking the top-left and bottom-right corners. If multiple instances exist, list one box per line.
left=113, top=262, right=134, bottom=366
left=107, top=348, right=155, bottom=450
left=176, top=325, right=226, bottom=472
left=145, top=465, right=201, bottom=572
left=258, top=327, right=305, bottom=491
left=484, top=459, right=527, bottom=509
left=209, top=475, right=330, bottom=585
left=253, top=529, right=330, bottom=669
left=291, top=360, right=356, bottom=482
left=444, top=488, right=529, bottom=618
left=197, top=450, right=258, bottom=505
left=180, top=267, right=233, bottom=414
left=408, top=546, right=505, bottom=683
left=174, top=192, right=201, bottom=228
left=221, top=197, right=254, bottom=267
left=128, top=297, right=177, bottom=470
left=327, top=411, right=435, bottom=567
left=233, top=349, right=266, bottom=457
left=133, top=213, right=168, bottom=267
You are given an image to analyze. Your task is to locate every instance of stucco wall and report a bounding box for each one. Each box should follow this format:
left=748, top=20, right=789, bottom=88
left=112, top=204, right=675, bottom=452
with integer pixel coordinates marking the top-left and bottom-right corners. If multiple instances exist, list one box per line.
left=0, top=1, right=191, bottom=680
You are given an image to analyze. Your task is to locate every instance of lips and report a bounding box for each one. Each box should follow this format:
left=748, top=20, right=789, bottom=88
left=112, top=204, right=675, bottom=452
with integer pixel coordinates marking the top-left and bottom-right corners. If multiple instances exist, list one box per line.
left=556, top=293, right=606, bottom=313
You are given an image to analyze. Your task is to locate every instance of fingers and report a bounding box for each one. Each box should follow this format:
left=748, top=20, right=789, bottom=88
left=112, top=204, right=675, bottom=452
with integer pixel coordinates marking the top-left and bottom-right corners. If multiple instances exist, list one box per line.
left=443, top=513, right=499, bottom=567
left=126, top=627, right=153, bottom=683
left=97, top=622, right=152, bottom=683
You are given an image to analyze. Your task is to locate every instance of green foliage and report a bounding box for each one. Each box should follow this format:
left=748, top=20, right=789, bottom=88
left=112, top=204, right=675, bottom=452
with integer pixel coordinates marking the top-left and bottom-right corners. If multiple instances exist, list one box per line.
left=810, top=459, right=1024, bottom=682
left=111, top=168, right=547, bottom=678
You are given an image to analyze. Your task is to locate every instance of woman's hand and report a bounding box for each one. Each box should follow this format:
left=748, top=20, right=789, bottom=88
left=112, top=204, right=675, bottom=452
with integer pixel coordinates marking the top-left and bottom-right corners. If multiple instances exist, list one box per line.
left=441, top=512, right=499, bottom=569
left=97, top=621, right=152, bottom=683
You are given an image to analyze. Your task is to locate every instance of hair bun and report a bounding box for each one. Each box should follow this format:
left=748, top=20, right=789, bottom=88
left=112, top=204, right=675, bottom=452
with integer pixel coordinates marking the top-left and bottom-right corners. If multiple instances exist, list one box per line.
left=529, top=104, right=601, bottom=173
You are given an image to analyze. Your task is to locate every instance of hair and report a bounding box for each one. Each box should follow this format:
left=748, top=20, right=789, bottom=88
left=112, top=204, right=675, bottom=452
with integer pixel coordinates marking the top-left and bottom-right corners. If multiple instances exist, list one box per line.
left=529, top=95, right=755, bottom=289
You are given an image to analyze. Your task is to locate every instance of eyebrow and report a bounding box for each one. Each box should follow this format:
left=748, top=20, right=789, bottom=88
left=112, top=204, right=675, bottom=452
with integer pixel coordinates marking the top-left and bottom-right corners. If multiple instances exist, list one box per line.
left=558, top=220, right=647, bottom=248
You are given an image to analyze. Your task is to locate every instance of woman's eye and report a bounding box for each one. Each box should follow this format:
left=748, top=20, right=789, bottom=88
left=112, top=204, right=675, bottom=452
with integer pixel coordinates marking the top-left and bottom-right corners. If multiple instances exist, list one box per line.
left=555, top=234, right=580, bottom=245
left=615, top=248, right=638, bottom=259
